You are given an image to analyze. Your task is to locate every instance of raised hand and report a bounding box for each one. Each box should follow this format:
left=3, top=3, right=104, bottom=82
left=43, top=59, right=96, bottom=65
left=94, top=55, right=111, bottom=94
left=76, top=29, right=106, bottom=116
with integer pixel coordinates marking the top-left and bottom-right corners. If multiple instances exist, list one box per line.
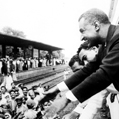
left=44, top=95, right=70, bottom=119
left=43, top=86, right=59, bottom=95
left=62, top=111, right=80, bottom=119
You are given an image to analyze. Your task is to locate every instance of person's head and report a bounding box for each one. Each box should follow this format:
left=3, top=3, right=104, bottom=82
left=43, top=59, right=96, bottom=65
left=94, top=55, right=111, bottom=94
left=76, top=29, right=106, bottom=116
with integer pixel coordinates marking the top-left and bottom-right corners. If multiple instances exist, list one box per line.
left=78, top=8, right=110, bottom=48
left=78, top=42, right=98, bottom=64
left=15, top=97, right=23, bottom=107
left=39, top=83, right=42, bottom=88
left=11, top=82, right=16, bottom=89
left=28, top=90, right=35, bottom=99
left=22, top=87, right=28, bottom=96
left=26, top=100, right=36, bottom=109
left=22, top=96, right=27, bottom=104
left=17, top=83, right=24, bottom=90
left=1, top=104, right=10, bottom=110
left=69, top=54, right=84, bottom=72
left=32, top=85, right=38, bottom=91
left=43, top=85, right=49, bottom=91
left=14, top=89, right=19, bottom=97
left=4, top=111, right=12, bottom=119
left=5, top=94, right=11, bottom=102
left=1, top=86, right=7, bottom=94
left=9, top=90, right=15, bottom=99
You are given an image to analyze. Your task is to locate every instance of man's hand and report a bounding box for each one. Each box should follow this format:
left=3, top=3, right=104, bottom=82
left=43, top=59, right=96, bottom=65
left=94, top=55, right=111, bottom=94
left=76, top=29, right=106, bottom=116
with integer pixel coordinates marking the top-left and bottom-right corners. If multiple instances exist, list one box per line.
left=44, top=95, right=70, bottom=118
left=62, top=111, right=80, bottom=119
left=43, top=86, right=59, bottom=95
left=42, top=86, right=60, bottom=102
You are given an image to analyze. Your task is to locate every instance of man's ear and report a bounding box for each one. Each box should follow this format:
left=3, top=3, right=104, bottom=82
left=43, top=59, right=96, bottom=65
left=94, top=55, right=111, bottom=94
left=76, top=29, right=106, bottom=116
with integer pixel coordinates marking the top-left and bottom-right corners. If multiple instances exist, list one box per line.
left=94, top=21, right=100, bottom=32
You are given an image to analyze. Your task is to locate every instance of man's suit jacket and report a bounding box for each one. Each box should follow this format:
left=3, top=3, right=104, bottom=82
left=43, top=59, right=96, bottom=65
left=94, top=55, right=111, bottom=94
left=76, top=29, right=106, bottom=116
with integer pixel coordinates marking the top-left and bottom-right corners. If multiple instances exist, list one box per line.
left=65, top=25, right=119, bottom=102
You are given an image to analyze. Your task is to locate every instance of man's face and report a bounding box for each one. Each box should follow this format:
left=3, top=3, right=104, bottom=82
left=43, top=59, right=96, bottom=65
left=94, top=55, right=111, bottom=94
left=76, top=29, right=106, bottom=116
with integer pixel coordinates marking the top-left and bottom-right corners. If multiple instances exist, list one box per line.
left=79, top=18, right=101, bottom=47
left=10, top=91, right=15, bottom=99
left=1, top=87, right=6, bottom=94
left=5, top=95, right=11, bottom=102
left=29, top=91, right=35, bottom=99
left=11, top=83, right=15, bottom=88
left=79, top=46, right=98, bottom=63
left=23, top=88, right=28, bottom=96
left=15, top=91, right=19, bottom=97
left=71, top=62, right=83, bottom=72
left=16, top=99, right=22, bottom=106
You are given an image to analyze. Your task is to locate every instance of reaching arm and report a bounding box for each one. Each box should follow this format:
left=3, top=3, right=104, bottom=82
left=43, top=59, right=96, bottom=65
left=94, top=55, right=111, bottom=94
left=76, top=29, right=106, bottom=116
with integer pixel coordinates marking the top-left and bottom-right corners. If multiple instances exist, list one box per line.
left=71, top=40, right=119, bottom=102
left=65, top=54, right=101, bottom=90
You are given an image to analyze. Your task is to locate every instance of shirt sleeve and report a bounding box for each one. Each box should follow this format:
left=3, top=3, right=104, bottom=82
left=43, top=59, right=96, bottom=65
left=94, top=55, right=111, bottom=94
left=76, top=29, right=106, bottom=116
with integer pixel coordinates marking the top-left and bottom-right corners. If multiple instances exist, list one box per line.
left=71, top=41, right=119, bottom=102
left=66, top=90, right=78, bottom=101
left=64, top=59, right=100, bottom=91
left=106, top=84, right=119, bottom=94
left=57, top=81, right=69, bottom=92
left=73, top=104, right=84, bottom=114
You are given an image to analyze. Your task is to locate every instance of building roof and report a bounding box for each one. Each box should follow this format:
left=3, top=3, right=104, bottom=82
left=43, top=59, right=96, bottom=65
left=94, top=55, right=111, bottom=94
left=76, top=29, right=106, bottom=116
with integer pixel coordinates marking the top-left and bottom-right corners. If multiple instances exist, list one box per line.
left=0, top=33, right=63, bottom=51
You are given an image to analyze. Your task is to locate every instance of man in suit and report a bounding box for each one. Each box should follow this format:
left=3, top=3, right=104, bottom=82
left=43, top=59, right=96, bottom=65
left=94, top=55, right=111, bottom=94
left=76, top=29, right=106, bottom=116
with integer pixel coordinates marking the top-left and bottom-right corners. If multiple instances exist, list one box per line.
left=43, top=8, right=119, bottom=116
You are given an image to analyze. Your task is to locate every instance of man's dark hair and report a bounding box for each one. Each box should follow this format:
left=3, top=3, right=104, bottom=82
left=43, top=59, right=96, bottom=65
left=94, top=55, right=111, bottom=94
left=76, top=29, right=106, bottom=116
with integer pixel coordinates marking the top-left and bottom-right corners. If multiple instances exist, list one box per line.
left=69, top=54, right=84, bottom=67
left=77, top=41, right=99, bottom=55
left=77, top=42, right=89, bottom=55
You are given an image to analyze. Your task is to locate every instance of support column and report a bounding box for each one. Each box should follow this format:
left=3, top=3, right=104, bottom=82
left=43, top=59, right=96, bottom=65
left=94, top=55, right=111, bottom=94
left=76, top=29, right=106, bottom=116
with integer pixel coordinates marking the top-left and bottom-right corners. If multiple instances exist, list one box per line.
left=38, top=49, right=40, bottom=58
left=2, top=45, right=6, bottom=58
left=31, top=48, right=33, bottom=58
left=49, top=51, right=52, bottom=65
left=23, top=47, right=26, bottom=59
left=14, top=46, right=18, bottom=59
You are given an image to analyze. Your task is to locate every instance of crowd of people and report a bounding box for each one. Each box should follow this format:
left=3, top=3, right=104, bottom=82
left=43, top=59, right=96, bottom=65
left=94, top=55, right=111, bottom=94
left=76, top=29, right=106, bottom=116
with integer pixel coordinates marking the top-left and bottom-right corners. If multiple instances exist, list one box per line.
left=0, top=55, right=66, bottom=118
left=1, top=7, right=119, bottom=119
left=0, top=78, right=60, bottom=119
left=0, top=55, right=65, bottom=94
left=0, top=56, right=65, bottom=74
left=0, top=56, right=61, bottom=119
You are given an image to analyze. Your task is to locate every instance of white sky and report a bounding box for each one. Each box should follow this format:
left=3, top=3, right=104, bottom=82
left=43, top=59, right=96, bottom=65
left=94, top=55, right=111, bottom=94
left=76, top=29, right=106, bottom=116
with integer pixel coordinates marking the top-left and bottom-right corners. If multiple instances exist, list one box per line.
left=0, top=0, right=111, bottom=58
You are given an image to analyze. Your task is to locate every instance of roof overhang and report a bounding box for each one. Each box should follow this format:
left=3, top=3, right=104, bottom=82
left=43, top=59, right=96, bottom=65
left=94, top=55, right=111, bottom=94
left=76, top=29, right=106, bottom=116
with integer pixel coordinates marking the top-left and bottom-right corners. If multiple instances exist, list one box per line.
left=0, top=33, right=63, bottom=51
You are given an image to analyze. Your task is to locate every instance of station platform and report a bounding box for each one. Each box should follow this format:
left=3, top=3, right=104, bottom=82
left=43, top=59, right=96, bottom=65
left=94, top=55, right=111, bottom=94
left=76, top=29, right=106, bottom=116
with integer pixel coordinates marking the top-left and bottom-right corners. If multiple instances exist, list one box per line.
left=0, top=64, right=71, bottom=90
left=16, top=64, right=69, bottom=81
left=15, top=64, right=70, bottom=88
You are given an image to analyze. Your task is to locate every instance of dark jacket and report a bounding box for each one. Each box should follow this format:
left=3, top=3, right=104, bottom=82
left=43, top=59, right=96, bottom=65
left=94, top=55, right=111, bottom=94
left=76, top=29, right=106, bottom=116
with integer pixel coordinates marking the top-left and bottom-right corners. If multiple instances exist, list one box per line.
left=1, top=61, right=8, bottom=75
left=65, top=25, right=119, bottom=102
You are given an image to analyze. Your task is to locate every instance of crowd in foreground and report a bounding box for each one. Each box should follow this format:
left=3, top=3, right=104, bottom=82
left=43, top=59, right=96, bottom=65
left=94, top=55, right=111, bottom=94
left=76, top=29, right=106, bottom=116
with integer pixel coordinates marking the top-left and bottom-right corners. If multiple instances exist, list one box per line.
left=0, top=56, right=66, bottom=119
left=0, top=74, right=62, bottom=119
